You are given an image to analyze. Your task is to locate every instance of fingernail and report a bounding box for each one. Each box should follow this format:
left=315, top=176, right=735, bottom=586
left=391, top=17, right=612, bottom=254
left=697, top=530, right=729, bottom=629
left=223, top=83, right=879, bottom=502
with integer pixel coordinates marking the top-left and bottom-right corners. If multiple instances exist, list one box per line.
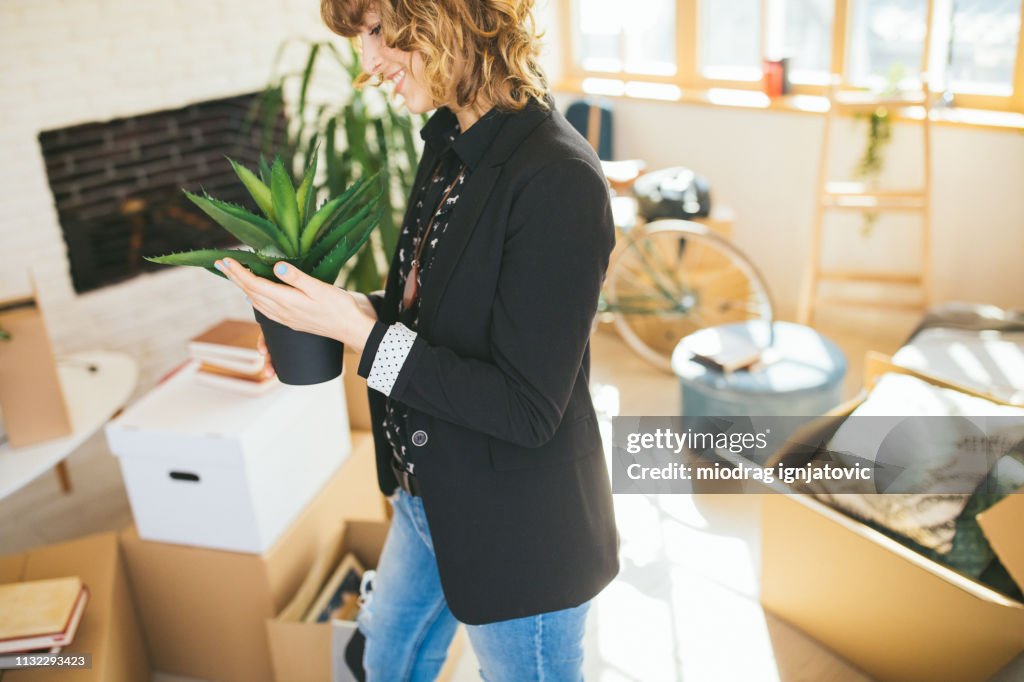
left=214, top=261, right=224, bottom=271
left=275, top=263, right=288, bottom=276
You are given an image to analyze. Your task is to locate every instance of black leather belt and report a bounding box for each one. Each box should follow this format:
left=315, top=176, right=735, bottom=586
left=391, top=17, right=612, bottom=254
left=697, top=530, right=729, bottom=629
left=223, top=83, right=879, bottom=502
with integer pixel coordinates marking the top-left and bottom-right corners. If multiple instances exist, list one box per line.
left=390, top=458, right=422, bottom=497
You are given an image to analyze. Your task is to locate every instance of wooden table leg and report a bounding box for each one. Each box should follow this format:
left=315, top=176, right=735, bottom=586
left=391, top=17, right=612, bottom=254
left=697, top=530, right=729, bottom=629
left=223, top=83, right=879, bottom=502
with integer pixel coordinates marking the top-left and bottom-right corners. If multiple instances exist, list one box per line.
left=55, top=460, right=73, bottom=494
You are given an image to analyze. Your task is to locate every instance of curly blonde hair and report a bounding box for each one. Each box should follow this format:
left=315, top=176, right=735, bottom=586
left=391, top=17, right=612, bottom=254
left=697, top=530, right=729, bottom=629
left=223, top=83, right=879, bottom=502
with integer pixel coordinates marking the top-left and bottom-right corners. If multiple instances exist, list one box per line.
left=320, top=0, right=549, bottom=113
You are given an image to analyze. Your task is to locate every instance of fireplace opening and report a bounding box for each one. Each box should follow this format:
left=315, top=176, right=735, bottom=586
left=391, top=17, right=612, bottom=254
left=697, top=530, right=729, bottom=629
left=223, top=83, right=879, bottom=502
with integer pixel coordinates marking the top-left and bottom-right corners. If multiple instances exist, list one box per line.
left=39, top=93, right=289, bottom=294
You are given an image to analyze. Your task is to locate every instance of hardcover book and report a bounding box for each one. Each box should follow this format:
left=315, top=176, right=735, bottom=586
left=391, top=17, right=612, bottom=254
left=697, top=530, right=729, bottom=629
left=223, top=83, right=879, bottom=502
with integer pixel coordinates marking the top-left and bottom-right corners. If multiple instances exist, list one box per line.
left=189, top=319, right=265, bottom=371
left=0, top=577, right=89, bottom=654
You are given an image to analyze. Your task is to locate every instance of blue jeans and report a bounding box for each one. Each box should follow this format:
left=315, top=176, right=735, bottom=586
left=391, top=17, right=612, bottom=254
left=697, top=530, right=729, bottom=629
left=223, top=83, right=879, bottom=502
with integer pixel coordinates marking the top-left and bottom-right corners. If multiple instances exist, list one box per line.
left=356, top=488, right=591, bottom=681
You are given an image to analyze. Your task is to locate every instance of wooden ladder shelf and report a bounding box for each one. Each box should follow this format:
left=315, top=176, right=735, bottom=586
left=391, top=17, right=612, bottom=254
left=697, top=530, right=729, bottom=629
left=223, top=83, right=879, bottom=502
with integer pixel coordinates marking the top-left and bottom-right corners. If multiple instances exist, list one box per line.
left=798, top=79, right=934, bottom=325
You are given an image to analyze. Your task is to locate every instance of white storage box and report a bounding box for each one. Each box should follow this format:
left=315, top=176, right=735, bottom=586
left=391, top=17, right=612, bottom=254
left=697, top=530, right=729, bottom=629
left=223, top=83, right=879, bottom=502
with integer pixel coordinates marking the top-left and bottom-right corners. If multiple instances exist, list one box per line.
left=105, top=361, right=351, bottom=553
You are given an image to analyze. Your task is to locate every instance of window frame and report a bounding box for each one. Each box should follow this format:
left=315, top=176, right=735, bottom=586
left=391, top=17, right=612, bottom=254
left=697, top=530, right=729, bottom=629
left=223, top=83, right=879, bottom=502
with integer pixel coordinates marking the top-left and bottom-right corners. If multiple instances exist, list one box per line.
left=560, top=0, right=1024, bottom=113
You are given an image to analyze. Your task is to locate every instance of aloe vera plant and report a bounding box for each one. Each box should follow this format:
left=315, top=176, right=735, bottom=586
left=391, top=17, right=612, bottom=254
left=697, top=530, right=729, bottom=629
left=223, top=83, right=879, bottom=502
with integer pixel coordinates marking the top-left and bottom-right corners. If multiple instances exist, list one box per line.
left=144, top=152, right=384, bottom=286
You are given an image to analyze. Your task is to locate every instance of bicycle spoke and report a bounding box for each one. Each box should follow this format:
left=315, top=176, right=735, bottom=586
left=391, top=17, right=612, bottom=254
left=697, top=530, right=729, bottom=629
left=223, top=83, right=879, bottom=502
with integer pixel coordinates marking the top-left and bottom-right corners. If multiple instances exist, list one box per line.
left=605, top=223, right=773, bottom=372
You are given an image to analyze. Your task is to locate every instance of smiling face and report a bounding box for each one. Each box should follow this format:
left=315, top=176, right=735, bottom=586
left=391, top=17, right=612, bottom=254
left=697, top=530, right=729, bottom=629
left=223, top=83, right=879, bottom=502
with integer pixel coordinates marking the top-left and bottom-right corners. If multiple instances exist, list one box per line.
left=357, top=10, right=434, bottom=114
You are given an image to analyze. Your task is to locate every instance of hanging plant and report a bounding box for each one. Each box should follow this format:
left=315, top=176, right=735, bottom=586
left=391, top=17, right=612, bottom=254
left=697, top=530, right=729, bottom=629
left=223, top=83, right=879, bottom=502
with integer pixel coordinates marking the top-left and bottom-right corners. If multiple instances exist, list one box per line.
left=852, top=64, right=905, bottom=237
left=853, top=106, right=892, bottom=236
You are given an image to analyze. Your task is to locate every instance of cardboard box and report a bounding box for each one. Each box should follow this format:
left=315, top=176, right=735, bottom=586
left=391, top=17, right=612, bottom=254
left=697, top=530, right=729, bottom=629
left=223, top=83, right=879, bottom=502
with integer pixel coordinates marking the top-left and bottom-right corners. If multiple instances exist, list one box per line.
left=265, top=520, right=467, bottom=682
left=0, top=532, right=150, bottom=682
left=0, top=295, right=72, bottom=448
left=107, top=361, right=351, bottom=553
left=977, top=491, right=1024, bottom=595
left=761, top=358, right=1024, bottom=682
left=121, top=430, right=386, bottom=682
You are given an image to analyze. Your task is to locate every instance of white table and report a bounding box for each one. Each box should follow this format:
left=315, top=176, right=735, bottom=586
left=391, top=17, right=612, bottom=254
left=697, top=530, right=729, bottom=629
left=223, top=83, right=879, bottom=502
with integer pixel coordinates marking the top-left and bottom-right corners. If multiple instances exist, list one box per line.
left=0, top=350, right=138, bottom=500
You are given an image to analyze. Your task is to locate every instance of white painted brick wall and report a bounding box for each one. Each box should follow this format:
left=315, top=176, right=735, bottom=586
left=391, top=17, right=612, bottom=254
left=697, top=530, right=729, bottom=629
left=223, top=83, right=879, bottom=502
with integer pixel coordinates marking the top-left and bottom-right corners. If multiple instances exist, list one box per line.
left=1, top=0, right=339, bottom=393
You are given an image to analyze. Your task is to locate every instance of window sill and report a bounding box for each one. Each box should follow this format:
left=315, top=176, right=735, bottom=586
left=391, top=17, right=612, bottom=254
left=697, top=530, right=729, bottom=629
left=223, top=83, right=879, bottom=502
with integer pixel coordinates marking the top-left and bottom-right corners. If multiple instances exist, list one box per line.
left=554, top=78, right=1024, bottom=133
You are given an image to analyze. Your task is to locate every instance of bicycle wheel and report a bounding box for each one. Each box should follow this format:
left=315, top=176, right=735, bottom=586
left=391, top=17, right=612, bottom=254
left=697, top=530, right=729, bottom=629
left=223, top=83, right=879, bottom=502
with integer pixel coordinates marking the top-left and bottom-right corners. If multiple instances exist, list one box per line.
left=601, top=219, right=773, bottom=371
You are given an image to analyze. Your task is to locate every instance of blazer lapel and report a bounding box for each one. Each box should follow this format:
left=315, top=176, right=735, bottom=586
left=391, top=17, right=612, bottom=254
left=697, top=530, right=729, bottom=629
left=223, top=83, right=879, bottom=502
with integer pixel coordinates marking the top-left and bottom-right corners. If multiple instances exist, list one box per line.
left=415, top=165, right=501, bottom=336
left=415, top=101, right=553, bottom=335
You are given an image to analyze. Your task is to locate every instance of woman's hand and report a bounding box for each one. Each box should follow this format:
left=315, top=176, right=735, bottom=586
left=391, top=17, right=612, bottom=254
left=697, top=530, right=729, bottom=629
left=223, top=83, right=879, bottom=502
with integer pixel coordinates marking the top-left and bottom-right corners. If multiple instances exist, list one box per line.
left=215, top=257, right=377, bottom=354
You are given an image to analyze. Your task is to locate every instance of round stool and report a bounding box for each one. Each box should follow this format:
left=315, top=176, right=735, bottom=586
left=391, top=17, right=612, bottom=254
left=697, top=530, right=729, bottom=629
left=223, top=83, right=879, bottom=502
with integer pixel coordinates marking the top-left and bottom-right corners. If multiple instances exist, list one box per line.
left=672, top=321, right=846, bottom=417
left=672, top=321, right=846, bottom=468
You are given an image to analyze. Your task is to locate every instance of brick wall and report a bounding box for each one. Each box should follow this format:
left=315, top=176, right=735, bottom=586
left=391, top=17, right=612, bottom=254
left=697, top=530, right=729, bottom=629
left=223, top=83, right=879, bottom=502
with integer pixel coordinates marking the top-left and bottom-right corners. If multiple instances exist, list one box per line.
left=1, top=0, right=334, bottom=391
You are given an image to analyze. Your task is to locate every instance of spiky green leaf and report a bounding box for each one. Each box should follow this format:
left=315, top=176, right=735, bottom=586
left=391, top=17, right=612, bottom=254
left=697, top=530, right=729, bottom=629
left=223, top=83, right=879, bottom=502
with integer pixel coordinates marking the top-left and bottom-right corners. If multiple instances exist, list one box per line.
left=308, top=206, right=382, bottom=282
left=258, top=154, right=273, bottom=184
left=324, top=173, right=380, bottom=233
left=270, top=157, right=300, bottom=254
left=343, top=205, right=384, bottom=259
left=299, top=175, right=372, bottom=253
left=256, top=243, right=288, bottom=260
left=183, top=190, right=288, bottom=253
left=296, top=146, right=319, bottom=227
left=228, top=158, right=276, bottom=222
left=144, top=248, right=276, bottom=279
left=317, top=192, right=380, bottom=249
left=310, top=235, right=349, bottom=283
left=303, top=196, right=378, bottom=269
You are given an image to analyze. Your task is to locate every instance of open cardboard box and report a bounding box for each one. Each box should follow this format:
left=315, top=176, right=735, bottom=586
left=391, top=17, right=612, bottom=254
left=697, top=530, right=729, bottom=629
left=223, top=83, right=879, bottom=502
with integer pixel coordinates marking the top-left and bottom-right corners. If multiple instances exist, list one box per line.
left=760, top=353, right=1024, bottom=682
left=0, top=532, right=150, bottom=682
left=0, top=293, right=72, bottom=448
left=120, top=430, right=387, bottom=682
left=266, top=519, right=467, bottom=682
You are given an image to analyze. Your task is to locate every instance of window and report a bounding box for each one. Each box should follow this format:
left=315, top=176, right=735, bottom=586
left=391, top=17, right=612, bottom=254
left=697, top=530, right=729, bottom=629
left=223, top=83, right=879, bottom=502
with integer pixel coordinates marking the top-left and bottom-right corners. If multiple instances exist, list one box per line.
left=701, top=0, right=761, bottom=81
left=769, top=0, right=835, bottom=85
left=561, top=0, right=1024, bottom=113
left=847, top=0, right=929, bottom=88
left=937, top=0, right=1022, bottom=96
left=574, top=0, right=676, bottom=76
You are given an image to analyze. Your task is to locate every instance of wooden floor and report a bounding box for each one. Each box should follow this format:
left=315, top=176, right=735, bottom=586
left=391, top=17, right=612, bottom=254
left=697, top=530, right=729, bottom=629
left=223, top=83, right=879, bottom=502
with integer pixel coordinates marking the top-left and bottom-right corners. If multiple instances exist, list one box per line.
left=1, top=317, right=1022, bottom=681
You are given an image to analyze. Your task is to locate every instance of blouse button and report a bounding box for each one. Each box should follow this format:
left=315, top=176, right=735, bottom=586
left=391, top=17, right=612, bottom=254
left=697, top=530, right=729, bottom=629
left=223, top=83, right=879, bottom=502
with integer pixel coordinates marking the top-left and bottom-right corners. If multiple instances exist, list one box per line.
left=411, top=430, right=428, bottom=447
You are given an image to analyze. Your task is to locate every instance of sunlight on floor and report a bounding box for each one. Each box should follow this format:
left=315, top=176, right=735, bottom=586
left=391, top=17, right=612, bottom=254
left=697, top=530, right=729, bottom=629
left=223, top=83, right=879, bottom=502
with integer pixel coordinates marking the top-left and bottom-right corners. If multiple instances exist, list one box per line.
left=578, top=322, right=899, bottom=681
left=586, top=365, right=780, bottom=681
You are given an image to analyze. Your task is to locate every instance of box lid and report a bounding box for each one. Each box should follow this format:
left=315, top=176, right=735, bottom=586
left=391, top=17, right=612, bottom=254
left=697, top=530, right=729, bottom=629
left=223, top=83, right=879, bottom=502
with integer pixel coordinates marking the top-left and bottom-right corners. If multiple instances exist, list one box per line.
left=977, top=487, right=1024, bottom=592
left=105, top=361, right=343, bottom=458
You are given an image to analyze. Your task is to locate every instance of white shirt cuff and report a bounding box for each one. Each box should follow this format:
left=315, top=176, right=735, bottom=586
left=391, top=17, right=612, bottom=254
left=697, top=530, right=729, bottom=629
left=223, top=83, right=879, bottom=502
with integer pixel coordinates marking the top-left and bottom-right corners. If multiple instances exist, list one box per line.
left=366, top=322, right=418, bottom=396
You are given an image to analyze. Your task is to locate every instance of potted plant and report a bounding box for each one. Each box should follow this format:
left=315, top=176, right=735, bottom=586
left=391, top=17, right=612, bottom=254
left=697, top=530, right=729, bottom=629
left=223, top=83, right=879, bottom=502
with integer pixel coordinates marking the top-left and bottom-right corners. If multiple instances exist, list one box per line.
left=145, top=153, right=383, bottom=385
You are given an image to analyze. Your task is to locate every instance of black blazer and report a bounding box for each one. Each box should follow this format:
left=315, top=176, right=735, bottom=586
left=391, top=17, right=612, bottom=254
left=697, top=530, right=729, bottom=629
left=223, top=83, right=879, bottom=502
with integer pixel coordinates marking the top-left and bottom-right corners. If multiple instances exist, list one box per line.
left=357, top=95, right=620, bottom=625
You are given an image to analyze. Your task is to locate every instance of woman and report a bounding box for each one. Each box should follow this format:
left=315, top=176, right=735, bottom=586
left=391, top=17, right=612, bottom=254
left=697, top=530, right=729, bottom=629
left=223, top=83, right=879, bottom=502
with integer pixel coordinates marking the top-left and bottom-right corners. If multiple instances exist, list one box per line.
left=214, top=0, right=619, bottom=678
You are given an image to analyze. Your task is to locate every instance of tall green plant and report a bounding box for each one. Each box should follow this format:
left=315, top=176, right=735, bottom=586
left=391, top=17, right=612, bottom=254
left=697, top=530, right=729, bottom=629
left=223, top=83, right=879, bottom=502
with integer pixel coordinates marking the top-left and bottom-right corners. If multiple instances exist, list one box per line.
left=246, top=38, right=426, bottom=293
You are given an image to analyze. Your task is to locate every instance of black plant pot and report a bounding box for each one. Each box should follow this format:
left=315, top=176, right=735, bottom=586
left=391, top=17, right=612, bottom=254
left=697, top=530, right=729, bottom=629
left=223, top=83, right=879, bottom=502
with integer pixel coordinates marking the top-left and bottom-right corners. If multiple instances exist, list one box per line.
left=253, top=308, right=344, bottom=385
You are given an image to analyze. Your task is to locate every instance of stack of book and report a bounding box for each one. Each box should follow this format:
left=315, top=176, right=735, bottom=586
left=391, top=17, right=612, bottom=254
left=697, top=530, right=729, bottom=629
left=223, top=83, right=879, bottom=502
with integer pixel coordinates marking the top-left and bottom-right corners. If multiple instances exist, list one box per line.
left=189, top=319, right=278, bottom=395
left=0, top=576, right=89, bottom=664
